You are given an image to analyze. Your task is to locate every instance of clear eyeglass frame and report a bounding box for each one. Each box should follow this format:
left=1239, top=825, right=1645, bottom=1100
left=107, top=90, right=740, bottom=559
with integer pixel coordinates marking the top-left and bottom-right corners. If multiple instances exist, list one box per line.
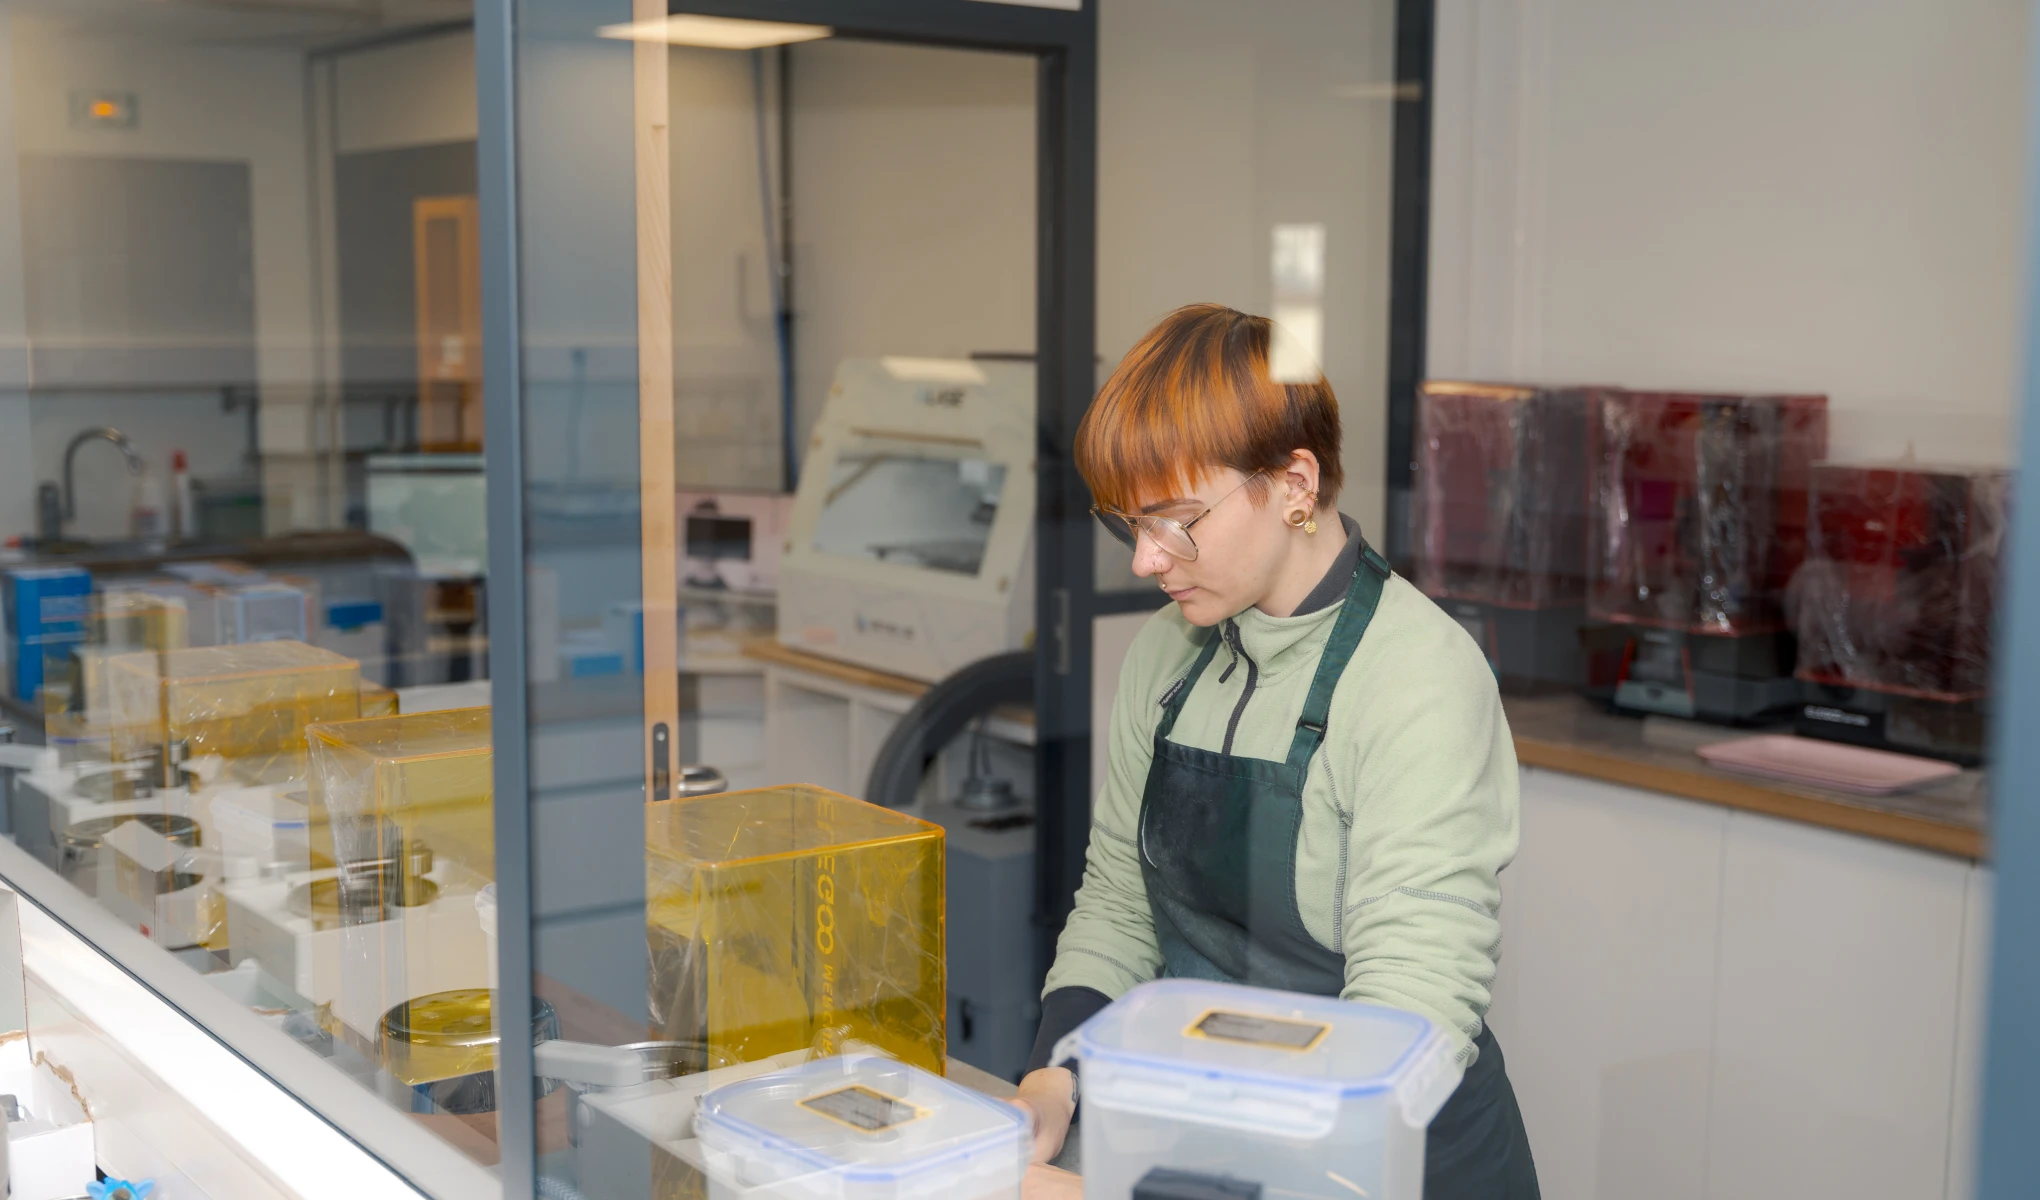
left=1090, top=470, right=1268, bottom=563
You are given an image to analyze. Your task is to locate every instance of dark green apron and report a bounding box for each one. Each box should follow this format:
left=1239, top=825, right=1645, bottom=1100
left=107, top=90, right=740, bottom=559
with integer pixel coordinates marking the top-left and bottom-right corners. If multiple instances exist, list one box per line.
left=1136, top=544, right=1540, bottom=1199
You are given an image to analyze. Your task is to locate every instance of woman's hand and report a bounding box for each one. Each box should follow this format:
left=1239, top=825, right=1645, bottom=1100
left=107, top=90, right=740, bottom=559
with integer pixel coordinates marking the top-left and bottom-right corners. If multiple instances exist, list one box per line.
left=1008, top=1066, right=1076, bottom=1164
left=1024, top=1163, right=1082, bottom=1199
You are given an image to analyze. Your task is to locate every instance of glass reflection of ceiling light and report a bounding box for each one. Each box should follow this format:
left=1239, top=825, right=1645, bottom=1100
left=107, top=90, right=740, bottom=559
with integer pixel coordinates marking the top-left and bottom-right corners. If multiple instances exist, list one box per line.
left=880, top=357, right=989, bottom=386
left=596, top=15, right=832, bottom=49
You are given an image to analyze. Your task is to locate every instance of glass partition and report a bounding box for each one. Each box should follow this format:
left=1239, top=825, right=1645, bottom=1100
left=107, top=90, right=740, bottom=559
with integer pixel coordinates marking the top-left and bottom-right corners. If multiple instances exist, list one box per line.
left=0, top=0, right=507, bottom=1190
left=502, top=10, right=1062, bottom=1195
left=16, top=2, right=2022, bottom=1198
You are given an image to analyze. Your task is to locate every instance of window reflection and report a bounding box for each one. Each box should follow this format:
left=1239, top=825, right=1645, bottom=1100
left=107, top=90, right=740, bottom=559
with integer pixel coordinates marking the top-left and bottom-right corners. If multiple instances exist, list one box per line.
left=0, top=0, right=503, bottom=1180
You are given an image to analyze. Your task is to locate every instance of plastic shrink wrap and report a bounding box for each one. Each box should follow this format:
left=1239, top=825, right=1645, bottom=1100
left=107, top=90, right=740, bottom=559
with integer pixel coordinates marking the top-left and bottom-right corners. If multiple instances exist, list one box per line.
left=646, top=785, right=946, bottom=1077
left=302, top=708, right=494, bottom=1059
left=59, top=586, right=192, bottom=739
left=1413, top=382, right=1593, bottom=608
left=106, top=640, right=362, bottom=786
left=1790, top=462, right=2010, bottom=760
left=1589, top=391, right=1829, bottom=633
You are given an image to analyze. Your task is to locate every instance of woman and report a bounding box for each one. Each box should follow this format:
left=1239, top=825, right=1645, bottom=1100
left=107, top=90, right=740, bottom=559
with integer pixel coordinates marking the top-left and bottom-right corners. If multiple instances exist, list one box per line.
left=1014, top=304, right=1539, bottom=1198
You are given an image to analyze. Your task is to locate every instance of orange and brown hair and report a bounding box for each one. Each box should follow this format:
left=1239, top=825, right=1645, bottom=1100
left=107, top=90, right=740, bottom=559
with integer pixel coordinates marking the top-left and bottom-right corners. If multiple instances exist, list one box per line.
left=1075, top=303, right=1343, bottom=513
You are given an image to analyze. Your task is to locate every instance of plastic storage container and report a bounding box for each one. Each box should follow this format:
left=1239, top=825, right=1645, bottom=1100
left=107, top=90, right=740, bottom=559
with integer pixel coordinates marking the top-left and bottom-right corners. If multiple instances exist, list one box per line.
left=645, top=785, right=945, bottom=1074
left=106, top=640, right=362, bottom=784
left=1055, top=980, right=1464, bottom=1200
left=694, top=1054, right=1027, bottom=1200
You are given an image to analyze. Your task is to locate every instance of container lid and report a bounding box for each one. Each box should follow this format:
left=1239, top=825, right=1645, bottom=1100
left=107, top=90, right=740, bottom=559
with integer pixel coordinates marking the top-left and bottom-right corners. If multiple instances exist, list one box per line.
left=696, top=1054, right=1026, bottom=1189
left=1056, top=980, right=1462, bottom=1131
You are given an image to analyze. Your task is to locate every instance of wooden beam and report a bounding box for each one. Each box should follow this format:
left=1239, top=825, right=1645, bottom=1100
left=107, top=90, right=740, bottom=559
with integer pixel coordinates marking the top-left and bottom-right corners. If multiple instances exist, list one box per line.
left=634, top=0, right=680, bottom=798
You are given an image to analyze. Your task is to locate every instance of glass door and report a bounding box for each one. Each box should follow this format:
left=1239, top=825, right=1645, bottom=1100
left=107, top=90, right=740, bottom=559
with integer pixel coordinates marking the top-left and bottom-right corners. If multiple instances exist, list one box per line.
left=484, top=2, right=1095, bottom=1194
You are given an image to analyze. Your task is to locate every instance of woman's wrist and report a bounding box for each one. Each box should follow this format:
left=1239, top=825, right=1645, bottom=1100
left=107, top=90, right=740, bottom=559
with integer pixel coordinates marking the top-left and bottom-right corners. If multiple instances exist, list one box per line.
left=1019, top=1066, right=1075, bottom=1106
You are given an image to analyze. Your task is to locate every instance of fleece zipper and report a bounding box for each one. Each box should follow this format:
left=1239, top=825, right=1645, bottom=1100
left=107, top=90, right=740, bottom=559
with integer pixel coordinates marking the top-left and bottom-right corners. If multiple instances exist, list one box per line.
left=1216, top=619, right=1259, bottom=755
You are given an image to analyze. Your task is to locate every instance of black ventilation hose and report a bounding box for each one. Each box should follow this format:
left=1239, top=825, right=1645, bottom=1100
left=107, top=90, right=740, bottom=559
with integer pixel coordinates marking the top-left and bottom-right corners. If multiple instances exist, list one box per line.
left=864, top=652, right=1034, bottom=809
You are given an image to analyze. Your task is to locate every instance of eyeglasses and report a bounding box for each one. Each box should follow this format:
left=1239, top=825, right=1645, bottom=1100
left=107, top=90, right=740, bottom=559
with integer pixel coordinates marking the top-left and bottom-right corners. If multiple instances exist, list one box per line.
left=1091, top=471, right=1265, bottom=563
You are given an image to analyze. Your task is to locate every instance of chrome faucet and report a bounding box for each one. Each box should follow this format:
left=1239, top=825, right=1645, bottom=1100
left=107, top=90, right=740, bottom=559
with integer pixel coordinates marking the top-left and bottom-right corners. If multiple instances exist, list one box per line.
left=61, top=426, right=144, bottom=524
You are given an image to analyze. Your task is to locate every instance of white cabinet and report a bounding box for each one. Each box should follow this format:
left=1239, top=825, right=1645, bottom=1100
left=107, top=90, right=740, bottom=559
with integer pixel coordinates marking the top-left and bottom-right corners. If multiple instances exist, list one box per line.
left=1493, top=768, right=1984, bottom=1200
left=1704, top=812, right=1968, bottom=1200
left=1946, top=866, right=1992, bottom=1200
left=1493, top=768, right=1728, bottom=1200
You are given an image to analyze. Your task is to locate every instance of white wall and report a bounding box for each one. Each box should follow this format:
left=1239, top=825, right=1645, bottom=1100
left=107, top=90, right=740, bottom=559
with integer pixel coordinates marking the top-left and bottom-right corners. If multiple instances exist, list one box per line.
left=1099, top=0, right=1400, bottom=544
left=668, top=46, right=784, bottom=491
left=1429, top=0, right=2031, bottom=467
left=334, top=30, right=477, bottom=155
left=779, top=4, right=1402, bottom=547
left=788, top=39, right=1037, bottom=469
left=7, top=17, right=319, bottom=536
left=0, top=8, right=34, bottom=542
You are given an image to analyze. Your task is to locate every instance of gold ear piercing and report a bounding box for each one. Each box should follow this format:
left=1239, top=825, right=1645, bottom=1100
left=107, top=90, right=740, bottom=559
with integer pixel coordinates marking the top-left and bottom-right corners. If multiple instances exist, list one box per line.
left=1288, top=488, right=1320, bottom=534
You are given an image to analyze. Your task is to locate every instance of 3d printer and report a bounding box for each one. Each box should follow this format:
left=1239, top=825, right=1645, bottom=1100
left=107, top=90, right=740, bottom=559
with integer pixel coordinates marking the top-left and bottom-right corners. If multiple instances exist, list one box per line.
left=1791, top=462, right=2010, bottom=763
left=1412, top=381, right=1595, bottom=691
left=219, top=707, right=495, bottom=1049
left=644, top=784, right=946, bottom=1077
left=1589, top=390, right=1829, bottom=723
left=777, top=358, right=1035, bottom=683
left=12, top=640, right=366, bottom=956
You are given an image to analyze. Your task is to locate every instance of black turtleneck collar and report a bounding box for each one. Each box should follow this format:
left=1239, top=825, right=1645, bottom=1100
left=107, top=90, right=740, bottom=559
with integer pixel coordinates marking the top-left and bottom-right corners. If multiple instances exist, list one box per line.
left=1293, top=513, right=1365, bottom=615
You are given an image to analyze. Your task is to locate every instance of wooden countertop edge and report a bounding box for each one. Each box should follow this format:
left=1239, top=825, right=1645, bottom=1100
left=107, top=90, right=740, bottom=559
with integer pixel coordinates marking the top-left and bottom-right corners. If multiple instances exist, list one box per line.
left=741, top=637, right=929, bottom=696
left=1514, top=735, right=1987, bottom=861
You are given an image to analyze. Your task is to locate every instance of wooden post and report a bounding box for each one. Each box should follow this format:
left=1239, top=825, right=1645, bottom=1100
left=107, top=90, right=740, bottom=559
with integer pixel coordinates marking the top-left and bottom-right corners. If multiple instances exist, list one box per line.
left=633, top=3, right=680, bottom=799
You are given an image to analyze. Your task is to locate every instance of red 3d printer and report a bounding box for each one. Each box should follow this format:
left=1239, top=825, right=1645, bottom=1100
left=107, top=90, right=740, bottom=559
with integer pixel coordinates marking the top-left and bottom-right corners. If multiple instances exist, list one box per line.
left=1588, top=390, right=1829, bottom=723
left=1411, top=381, right=1595, bottom=691
left=1790, top=461, right=2010, bottom=763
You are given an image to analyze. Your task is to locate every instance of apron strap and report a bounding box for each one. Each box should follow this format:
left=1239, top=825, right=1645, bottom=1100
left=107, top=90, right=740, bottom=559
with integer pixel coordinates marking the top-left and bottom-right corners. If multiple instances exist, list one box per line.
left=1286, top=543, right=1391, bottom=771
left=1155, top=628, right=1224, bottom=740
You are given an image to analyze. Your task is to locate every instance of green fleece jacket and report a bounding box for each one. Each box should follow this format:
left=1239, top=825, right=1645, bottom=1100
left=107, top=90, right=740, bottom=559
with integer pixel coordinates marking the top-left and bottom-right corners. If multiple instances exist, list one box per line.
left=1043, top=541, right=1520, bottom=1067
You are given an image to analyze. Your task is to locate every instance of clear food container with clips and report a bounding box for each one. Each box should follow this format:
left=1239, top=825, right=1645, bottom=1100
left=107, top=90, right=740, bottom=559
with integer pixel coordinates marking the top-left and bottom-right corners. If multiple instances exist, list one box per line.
left=1055, top=979, right=1464, bottom=1200
left=693, top=1053, right=1027, bottom=1199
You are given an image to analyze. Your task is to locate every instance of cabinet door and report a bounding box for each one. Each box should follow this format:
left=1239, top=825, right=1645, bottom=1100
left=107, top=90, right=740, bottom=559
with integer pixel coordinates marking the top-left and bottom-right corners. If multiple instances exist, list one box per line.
left=1491, top=768, right=1729, bottom=1200
left=1704, top=812, right=1969, bottom=1200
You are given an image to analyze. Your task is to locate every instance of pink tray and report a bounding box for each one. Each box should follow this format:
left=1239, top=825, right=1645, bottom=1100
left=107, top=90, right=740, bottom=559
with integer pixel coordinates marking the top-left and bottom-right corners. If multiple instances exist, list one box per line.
left=1695, top=735, right=1961, bottom=795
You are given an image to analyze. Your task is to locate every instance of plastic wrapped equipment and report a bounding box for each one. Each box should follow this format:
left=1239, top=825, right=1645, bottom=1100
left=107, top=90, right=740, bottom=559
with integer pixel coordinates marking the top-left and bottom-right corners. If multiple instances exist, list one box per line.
left=107, top=640, right=362, bottom=784
left=65, top=587, right=192, bottom=729
left=1792, top=462, right=2010, bottom=702
left=1590, top=391, right=1828, bottom=633
left=646, top=785, right=946, bottom=1076
left=1412, top=381, right=1592, bottom=607
left=304, top=707, right=494, bottom=1043
left=304, top=706, right=492, bottom=890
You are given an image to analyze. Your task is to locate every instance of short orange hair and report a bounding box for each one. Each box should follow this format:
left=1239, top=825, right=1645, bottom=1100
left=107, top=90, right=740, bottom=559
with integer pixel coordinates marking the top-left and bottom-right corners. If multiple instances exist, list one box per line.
left=1076, top=303, right=1343, bottom=513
